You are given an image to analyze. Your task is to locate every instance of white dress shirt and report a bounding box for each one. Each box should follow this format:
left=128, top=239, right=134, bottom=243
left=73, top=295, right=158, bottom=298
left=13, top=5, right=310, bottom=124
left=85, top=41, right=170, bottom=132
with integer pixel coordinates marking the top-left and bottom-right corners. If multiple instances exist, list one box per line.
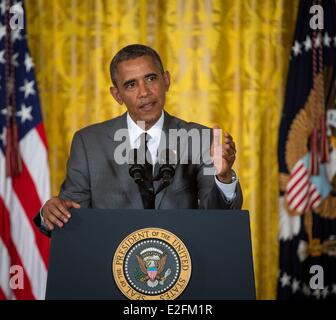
left=127, top=111, right=237, bottom=201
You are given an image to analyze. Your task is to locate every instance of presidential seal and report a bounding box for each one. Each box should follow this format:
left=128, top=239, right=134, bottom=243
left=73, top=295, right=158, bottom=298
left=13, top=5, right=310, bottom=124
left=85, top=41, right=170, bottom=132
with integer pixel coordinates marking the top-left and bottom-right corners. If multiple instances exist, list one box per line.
left=112, top=228, right=192, bottom=300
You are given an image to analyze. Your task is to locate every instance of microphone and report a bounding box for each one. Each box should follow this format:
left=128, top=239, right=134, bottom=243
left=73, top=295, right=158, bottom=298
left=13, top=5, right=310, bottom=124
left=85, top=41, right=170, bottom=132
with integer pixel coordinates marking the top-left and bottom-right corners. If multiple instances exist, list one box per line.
left=157, top=149, right=177, bottom=188
left=128, top=148, right=145, bottom=185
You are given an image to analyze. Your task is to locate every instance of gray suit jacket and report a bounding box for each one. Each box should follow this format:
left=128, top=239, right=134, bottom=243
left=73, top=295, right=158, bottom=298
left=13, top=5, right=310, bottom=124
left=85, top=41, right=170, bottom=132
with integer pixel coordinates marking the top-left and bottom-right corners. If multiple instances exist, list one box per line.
left=34, top=111, right=242, bottom=235
left=59, top=111, right=242, bottom=208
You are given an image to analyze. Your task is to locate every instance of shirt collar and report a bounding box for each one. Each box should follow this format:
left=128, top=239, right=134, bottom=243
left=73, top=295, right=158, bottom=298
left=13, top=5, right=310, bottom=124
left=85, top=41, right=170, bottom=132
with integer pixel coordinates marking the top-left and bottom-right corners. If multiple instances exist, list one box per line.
left=127, top=111, right=164, bottom=147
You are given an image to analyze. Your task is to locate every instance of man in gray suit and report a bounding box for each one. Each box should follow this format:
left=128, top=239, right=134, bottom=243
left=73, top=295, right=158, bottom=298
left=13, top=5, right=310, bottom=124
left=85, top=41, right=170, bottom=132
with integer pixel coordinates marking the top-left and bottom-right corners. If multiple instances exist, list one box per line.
left=34, top=44, right=242, bottom=234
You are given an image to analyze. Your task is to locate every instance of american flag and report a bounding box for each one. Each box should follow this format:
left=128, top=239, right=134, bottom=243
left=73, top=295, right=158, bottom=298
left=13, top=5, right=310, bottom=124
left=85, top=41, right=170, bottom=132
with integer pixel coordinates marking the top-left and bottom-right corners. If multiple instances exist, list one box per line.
left=277, top=0, right=336, bottom=300
left=0, top=0, right=50, bottom=299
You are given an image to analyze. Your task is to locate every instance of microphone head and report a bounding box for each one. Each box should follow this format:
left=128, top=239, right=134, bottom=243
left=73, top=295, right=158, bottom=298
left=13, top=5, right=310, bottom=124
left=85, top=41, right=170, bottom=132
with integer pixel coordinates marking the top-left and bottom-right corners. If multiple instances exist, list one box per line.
left=158, top=149, right=176, bottom=186
left=128, top=149, right=145, bottom=184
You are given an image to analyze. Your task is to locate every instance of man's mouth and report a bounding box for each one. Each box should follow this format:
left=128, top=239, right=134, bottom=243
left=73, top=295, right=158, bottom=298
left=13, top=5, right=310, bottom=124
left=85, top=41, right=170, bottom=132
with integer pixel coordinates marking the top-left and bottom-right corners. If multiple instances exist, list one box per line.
left=139, top=101, right=156, bottom=111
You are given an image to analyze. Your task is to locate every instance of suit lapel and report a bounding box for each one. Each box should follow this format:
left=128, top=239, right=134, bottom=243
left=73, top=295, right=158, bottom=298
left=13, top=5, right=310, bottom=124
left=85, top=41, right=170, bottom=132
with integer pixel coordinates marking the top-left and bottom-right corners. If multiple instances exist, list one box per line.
left=107, top=112, right=144, bottom=209
left=154, top=111, right=181, bottom=208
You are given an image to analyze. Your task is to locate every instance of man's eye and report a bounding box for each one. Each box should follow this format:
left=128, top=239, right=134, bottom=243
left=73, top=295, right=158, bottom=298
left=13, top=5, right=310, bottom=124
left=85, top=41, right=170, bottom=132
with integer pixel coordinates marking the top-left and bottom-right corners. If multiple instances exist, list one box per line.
left=147, top=75, right=157, bottom=82
left=126, top=82, right=135, bottom=89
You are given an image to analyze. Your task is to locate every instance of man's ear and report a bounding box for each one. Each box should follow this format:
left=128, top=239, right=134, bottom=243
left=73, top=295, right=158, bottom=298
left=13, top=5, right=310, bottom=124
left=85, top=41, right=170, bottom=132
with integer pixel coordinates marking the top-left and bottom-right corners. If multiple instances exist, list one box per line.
left=163, top=71, right=170, bottom=92
left=110, top=86, right=124, bottom=105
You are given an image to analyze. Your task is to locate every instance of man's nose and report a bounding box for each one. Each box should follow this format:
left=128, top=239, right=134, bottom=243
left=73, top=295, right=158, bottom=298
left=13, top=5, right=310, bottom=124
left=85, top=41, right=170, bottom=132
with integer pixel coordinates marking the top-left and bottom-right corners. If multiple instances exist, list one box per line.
left=138, top=81, right=150, bottom=98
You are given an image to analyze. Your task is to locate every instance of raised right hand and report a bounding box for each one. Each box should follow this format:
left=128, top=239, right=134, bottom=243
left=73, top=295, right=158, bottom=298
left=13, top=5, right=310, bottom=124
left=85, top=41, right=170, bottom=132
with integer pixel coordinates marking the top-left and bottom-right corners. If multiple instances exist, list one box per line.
left=41, top=197, right=80, bottom=230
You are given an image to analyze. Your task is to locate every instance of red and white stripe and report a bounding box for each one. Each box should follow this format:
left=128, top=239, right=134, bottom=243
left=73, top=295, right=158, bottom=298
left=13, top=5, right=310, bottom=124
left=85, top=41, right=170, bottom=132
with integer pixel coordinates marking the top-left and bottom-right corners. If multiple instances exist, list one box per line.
left=286, top=160, right=321, bottom=214
left=0, top=237, right=13, bottom=300
left=0, top=124, right=50, bottom=300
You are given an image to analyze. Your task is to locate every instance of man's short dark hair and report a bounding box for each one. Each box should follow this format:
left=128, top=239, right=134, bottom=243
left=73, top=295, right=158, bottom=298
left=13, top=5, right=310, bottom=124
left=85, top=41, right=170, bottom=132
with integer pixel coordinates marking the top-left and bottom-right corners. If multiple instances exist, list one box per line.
left=110, top=44, right=164, bottom=86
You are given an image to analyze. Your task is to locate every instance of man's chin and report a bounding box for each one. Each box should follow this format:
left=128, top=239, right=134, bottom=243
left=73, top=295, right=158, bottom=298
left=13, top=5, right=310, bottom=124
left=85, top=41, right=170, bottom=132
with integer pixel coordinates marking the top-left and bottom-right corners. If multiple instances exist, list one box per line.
left=139, top=112, right=162, bottom=128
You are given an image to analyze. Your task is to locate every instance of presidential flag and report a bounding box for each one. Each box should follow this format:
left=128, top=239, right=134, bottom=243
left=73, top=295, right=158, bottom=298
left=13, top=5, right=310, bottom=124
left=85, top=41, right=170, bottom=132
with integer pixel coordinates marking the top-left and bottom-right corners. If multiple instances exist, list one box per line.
left=278, top=0, right=336, bottom=299
left=0, top=0, right=50, bottom=299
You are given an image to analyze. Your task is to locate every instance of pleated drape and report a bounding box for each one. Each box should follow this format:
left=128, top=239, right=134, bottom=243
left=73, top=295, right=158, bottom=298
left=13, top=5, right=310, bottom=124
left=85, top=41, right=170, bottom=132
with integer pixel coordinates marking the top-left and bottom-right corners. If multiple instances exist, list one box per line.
left=26, top=0, right=299, bottom=299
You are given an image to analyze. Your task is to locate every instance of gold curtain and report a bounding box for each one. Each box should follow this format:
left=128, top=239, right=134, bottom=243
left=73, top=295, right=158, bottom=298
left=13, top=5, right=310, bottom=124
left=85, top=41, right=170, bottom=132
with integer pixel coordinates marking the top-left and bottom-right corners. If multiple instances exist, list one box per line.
left=26, top=0, right=298, bottom=299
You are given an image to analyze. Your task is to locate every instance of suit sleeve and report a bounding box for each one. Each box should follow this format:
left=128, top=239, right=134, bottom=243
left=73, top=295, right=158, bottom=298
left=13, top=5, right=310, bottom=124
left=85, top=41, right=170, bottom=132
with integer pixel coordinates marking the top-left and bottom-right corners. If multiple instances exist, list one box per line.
left=58, top=131, right=92, bottom=207
left=195, top=130, right=243, bottom=210
left=33, top=209, right=52, bottom=237
left=33, top=131, right=92, bottom=236
left=196, top=162, right=243, bottom=209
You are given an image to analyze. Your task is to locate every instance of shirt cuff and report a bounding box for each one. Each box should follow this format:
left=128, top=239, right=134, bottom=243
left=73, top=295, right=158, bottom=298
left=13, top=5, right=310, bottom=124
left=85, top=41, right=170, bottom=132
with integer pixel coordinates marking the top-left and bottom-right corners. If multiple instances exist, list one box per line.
left=40, top=205, right=49, bottom=229
left=214, top=175, right=237, bottom=201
